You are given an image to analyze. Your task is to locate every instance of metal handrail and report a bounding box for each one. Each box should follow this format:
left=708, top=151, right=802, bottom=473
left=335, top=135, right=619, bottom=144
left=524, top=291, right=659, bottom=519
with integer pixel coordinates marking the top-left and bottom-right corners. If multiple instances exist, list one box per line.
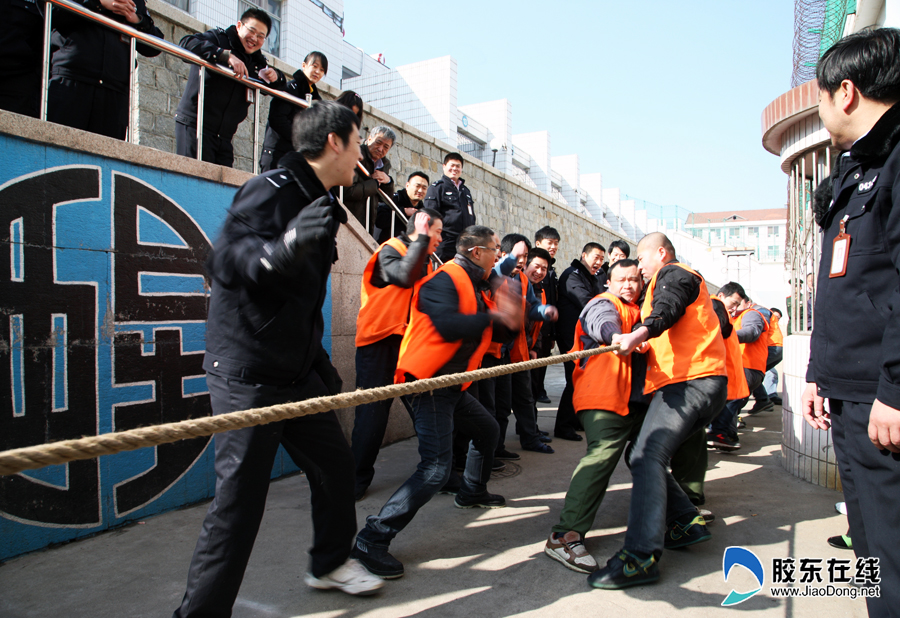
left=40, top=0, right=313, bottom=159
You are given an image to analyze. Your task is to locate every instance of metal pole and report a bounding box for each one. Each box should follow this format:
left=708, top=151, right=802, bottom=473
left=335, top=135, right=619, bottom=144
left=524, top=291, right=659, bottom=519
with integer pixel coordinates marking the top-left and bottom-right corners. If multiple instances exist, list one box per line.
left=801, top=155, right=807, bottom=332
left=128, top=36, right=137, bottom=144
left=252, top=90, right=260, bottom=173
left=196, top=65, right=205, bottom=161
left=40, top=3, right=53, bottom=121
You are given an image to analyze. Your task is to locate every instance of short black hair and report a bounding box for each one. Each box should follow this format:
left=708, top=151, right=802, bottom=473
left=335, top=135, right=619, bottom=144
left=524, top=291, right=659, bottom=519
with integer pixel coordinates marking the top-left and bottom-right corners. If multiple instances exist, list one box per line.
left=407, top=171, right=430, bottom=183
left=582, top=242, right=605, bottom=255
left=501, top=233, right=531, bottom=255
left=334, top=90, right=363, bottom=124
left=608, top=258, right=639, bottom=277
left=534, top=226, right=560, bottom=243
left=526, top=247, right=551, bottom=266
left=240, top=8, right=272, bottom=33
left=405, top=207, right=442, bottom=235
left=608, top=239, right=630, bottom=258
left=443, top=152, right=464, bottom=166
left=817, top=27, right=900, bottom=103
left=304, top=51, right=329, bottom=75
left=457, top=225, right=494, bottom=253
left=292, top=100, right=359, bottom=159
left=719, top=281, right=748, bottom=300
left=770, top=307, right=783, bottom=317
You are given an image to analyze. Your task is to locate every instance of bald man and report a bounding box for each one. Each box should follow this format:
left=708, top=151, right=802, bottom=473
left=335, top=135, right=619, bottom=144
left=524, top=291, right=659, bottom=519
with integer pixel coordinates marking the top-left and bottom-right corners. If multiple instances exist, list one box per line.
left=588, top=232, right=727, bottom=590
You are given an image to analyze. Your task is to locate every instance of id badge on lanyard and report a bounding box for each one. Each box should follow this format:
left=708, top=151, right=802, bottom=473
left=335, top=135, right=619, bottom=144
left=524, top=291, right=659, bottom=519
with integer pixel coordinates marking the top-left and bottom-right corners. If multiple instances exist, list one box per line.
left=829, top=214, right=850, bottom=278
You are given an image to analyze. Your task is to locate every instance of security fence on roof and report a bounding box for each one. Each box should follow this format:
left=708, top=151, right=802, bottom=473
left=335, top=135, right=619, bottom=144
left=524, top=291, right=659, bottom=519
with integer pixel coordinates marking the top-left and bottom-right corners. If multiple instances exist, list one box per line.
left=792, top=0, right=858, bottom=87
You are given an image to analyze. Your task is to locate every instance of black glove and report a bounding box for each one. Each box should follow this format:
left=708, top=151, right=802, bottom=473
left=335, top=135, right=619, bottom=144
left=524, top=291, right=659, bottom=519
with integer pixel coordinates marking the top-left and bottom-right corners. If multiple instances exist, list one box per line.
left=263, top=196, right=334, bottom=274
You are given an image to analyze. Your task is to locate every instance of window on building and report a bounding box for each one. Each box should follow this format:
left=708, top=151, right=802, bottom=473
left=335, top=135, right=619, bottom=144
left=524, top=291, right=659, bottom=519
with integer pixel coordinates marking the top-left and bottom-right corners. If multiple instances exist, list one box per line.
left=160, top=0, right=189, bottom=12
left=691, top=228, right=703, bottom=239
left=238, top=0, right=282, bottom=57
left=710, top=228, right=722, bottom=241
left=767, top=245, right=783, bottom=261
left=729, top=227, right=741, bottom=239
left=748, top=226, right=758, bottom=236
left=768, top=225, right=781, bottom=237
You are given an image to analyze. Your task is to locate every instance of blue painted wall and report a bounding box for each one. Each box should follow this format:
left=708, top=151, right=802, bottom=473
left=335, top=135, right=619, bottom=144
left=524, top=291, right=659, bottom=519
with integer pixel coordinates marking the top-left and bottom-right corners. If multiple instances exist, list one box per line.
left=0, top=134, right=331, bottom=560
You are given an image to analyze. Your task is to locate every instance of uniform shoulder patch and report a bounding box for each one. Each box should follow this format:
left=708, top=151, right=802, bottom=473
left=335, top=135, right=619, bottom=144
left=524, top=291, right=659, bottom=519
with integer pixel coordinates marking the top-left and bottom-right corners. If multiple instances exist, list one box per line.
left=264, top=172, right=294, bottom=189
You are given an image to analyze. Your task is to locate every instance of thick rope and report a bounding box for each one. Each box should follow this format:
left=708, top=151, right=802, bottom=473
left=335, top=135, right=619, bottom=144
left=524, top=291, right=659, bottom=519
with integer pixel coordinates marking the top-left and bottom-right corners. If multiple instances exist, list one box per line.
left=0, top=345, right=619, bottom=476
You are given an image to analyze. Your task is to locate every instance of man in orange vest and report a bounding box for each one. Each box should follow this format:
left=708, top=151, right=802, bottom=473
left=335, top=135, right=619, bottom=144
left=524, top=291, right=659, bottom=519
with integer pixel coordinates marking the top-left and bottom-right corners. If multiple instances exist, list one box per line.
left=543, top=259, right=648, bottom=574
left=589, top=232, right=727, bottom=590
left=748, top=305, right=785, bottom=412
left=351, top=225, right=521, bottom=580
left=708, top=282, right=769, bottom=451
left=351, top=208, right=443, bottom=501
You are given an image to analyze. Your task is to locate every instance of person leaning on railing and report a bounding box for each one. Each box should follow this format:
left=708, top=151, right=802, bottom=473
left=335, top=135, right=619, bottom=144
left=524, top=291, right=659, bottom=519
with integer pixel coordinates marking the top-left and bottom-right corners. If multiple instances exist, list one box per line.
left=259, top=51, right=326, bottom=173
left=174, top=7, right=285, bottom=167
left=47, top=0, right=163, bottom=140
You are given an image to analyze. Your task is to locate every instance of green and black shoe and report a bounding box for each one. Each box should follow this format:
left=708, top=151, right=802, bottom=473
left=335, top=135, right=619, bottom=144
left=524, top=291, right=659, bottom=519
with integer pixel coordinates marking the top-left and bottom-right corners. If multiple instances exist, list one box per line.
left=665, top=514, right=712, bottom=549
left=587, top=549, right=660, bottom=589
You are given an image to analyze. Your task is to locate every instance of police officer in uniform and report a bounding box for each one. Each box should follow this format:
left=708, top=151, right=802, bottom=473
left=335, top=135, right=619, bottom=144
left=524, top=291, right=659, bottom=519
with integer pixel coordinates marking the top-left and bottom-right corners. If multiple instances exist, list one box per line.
left=424, top=152, right=476, bottom=262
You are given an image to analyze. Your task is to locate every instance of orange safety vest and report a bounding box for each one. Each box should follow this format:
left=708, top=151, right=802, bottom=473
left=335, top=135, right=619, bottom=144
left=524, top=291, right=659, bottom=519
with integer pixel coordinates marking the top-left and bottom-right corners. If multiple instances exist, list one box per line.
left=527, top=287, right=547, bottom=353
left=483, top=271, right=529, bottom=361
left=769, top=312, right=784, bottom=347
left=395, top=261, right=494, bottom=391
left=712, top=295, right=749, bottom=401
left=641, top=263, right=726, bottom=394
left=736, top=307, right=769, bottom=372
left=356, top=237, right=433, bottom=347
left=571, top=292, right=641, bottom=416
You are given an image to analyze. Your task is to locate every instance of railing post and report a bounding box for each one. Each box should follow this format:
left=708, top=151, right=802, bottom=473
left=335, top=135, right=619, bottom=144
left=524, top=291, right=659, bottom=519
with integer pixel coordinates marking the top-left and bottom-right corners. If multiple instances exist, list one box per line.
left=252, top=89, right=260, bottom=173
left=196, top=65, right=205, bottom=161
left=128, top=36, right=138, bottom=144
left=40, top=2, right=53, bottom=121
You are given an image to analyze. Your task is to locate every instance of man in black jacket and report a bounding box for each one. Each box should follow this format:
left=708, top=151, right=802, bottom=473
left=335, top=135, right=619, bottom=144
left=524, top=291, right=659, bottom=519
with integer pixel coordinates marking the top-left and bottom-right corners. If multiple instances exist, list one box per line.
left=424, top=152, right=476, bottom=262
left=175, top=8, right=285, bottom=167
left=342, top=125, right=395, bottom=232
left=47, top=0, right=163, bottom=139
left=172, top=102, right=382, bottom=617
left=1, top=0, right=45, bottom=118
left=373, top=171, right=429, bottom=244
left=531, top=226, right=561, bottom=404
left=554, top=242, right=605, bottom=440
left=801, top=28, right=900, bottom=618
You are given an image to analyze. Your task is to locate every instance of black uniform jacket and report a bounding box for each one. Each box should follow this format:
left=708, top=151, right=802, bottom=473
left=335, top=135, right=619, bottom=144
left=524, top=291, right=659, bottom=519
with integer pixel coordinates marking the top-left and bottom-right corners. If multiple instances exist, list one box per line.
left=203, top=152, right=346, bottom=384
left=808, top=102, right=900, bottom=408
left=557, top=259, right=601, bottom=351
left=175, top=26, right=285, bottom=139
left=261, top=69, right=321, bottom=154
left=423, top=175, right=476, bottom=262
left=50, top=0, right=163, bottom=93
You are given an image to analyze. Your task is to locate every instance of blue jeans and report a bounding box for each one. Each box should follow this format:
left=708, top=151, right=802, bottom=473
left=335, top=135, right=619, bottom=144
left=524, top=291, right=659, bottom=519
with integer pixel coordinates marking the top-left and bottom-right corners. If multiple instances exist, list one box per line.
left=356, top=385, right=499, bottom=548
left=752, top=346, right=783, bottom=401
left=710, top=368, right=764, bottom=436
left=623, top=376, right=727, bottom=557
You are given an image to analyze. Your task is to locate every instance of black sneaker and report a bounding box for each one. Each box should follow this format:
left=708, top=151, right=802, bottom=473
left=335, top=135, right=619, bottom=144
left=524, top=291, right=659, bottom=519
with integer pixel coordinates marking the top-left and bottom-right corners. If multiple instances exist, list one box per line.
left=354, top=486, right=367, bottom=502
left=746, top=399, right=775, bottom=415
left=495, top=448, right=520, bottom=461
left=665, top=514, right=712, bottom=549
left=491, top=460, right=506, bottom=472
left=554, top=429, right=583, bottom=442
left=587, top=549, right=660, bottom=589
left=536, top=394, right=552, bottom=404
left=539, top=434, right=553, bottom=443
left=438, top=473, right=461, bottom=495
left=454, top=491, right=506, bottom=509
left=350, top=542, right=404, bottom=579
left=709, top=432, right=741, bottom=452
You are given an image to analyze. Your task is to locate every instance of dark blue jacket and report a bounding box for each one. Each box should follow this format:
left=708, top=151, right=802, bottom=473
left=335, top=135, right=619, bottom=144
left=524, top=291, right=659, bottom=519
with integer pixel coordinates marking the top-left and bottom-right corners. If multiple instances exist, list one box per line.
left=261, top=69, right=321, bottom=155
left=808, top=102, right=900, bottom=407
left=424, top=175, right=476, bottom=262
left=203, top=152, right=346, bottom=385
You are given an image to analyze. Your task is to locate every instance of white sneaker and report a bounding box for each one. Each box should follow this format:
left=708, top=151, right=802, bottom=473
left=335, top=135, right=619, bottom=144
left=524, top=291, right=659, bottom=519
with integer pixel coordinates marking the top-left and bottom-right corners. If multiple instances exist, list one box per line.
left=305, top=558, right=384, bottom=596
left=544, top=531, right=598, bottom=573
left=835, top=502, right=847, bottom=515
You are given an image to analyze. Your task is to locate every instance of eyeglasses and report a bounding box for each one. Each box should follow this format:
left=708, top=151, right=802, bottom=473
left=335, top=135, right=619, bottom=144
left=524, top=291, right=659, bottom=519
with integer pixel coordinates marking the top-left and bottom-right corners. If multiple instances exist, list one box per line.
left=468, top=246, right=499, bottom=253
left=241, top=22, right=268, bottom=40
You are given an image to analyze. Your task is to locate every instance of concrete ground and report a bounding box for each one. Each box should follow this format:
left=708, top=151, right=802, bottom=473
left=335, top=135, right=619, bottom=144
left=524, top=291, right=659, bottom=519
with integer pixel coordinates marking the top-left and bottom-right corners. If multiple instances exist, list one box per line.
left=0, top=365, right=866, bottom=617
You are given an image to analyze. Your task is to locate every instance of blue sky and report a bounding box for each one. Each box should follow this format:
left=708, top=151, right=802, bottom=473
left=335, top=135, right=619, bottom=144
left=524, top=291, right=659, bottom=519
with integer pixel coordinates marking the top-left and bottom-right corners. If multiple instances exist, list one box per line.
left=341, top=0, right=797, bottom=214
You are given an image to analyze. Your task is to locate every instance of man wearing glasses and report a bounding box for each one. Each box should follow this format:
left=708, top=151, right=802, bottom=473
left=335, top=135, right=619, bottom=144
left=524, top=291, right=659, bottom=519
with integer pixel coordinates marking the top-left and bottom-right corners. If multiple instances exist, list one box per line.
left=175, top=8, right=285, bottom=167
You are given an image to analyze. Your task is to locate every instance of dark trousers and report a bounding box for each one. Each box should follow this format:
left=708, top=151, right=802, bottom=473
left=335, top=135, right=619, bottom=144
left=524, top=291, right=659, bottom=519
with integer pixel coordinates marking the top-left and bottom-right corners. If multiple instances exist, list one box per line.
left=510, top=365, right=542, bottom=448
left=356, top=386, right=499, bottom=548
left=259, top=147, right=288, bottom=173
left=479, top=354, right=512, bottom=452
left=623, top=376, right=727, bottom=557
left=831, top=399, right=900, bottom=618
left=173, top=372, right=356, bottom=618
left=710, top=368, right=764, bottom=436
left=752, top=346, right=783, bottom=402
left=351, top=335, right=412, bottom=495
left=0, top=70, right=41, bottom=118
left=555, top=359, right=581, bottom=434
left=671, top=428, right=709, bottom=505
left=47, top=76, right=128, bottom=140
left=176, top=121, right=235, bottom=167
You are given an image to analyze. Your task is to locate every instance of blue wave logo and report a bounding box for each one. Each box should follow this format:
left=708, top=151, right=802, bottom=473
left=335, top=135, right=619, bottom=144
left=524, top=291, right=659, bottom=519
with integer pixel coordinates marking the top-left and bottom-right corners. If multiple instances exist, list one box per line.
left=722, top=546, right=764, bottom=606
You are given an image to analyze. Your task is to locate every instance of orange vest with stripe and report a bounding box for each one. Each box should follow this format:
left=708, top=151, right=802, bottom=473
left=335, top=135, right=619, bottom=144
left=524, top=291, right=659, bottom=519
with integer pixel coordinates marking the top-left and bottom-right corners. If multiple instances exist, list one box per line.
left=572, top=292, right=641, bottom=416
left=356, top=237, right=433, bottom=347
left=769, top=312, right=784, bottom=347
left=712, top=295, right=749, bottom=401
left=395, top=261, right=494, bottom=391
left=641, top=263, right=726, bottom=394
left=736, top=307, right=769, bottom=372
